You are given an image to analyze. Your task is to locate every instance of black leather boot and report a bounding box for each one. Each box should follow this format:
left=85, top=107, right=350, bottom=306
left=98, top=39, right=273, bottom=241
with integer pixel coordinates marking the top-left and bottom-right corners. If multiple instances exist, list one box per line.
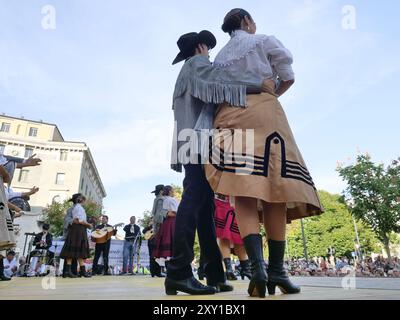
left=79, top=265, right=92, bottom=278
left=223, top=258, right=237, bottom=281
left=0, top=259, right=10, bottom=281
left=267, top=240, right=300, bottom=295
left=64, top=265, right=77, bottom=278
left=165, top=276, right=217, bottom=295
left=239, top=260, right=252, bottom=280
left=243, top=234, right=268, bottom=298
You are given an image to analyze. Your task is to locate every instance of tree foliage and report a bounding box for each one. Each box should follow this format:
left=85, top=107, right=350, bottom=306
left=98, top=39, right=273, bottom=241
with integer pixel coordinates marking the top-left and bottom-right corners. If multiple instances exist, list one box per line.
left=42, top=199, right=103, bottom=237
left=138, top=210, right=152, bottom=229
left=286, top=191, right=380, bottom=259
left=337, top=154, right=400, bottom=259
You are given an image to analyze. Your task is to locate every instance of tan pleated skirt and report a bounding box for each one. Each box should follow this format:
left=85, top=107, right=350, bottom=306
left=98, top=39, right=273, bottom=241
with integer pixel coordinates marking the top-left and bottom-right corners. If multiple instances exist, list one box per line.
left=205, top=91, right=323, bottom=223
left=0, top=176, right=16, bottom=250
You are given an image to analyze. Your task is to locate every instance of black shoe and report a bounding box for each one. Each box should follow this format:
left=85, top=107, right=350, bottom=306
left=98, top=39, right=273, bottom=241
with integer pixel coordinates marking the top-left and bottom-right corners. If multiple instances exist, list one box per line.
left=239, top=260, right=252, bottom=280
left=0, top=275, right=11, bottom=281
left=103, top=271, right=111, bottom=276
left=223, top=258, right=238, bottom=281
left=208, top=281, right=234, bottom=293
left=267, top=240, right=300, bottom=295
left=155, top=273, right=166, bottom=278
left=165, top=276, right=217, bottom=295
left=118, top=272, right=127, bottom=276
left=243, top=234, right=268, bottom=298
left=79, top=265, right=92, bottom=278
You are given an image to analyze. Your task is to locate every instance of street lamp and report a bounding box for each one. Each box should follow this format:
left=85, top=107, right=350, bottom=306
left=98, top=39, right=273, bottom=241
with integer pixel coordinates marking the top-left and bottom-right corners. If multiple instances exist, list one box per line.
left=352, top=216, right=363, bottom=260
left=346, top=197, right=363, bottom=260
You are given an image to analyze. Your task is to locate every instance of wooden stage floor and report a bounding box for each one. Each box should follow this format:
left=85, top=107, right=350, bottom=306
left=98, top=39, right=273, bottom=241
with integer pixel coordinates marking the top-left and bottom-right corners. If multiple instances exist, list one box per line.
left=1, top=276, right=399, bottom=300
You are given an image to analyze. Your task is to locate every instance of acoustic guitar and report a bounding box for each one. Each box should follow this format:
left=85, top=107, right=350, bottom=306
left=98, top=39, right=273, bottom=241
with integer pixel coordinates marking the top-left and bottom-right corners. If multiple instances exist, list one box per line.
left=143, top=229, right=154, bottom=241
left=91, top=223, right=124, bottom=244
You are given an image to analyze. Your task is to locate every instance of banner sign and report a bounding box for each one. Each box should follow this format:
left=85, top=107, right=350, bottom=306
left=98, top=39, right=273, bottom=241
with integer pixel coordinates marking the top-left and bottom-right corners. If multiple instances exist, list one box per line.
left=49, top=238, right=150, bottom=269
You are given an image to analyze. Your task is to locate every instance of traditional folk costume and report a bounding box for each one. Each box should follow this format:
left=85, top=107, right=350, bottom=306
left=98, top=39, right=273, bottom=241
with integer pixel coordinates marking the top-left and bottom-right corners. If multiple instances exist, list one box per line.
left=165, top=30, right=264, bottom=295
left=205, top=30, right=323, bottom=222
left=0, top=159, right=15, bottom=252
left=151, top=193, right=167, bottom=236
left=0, top=186, right=15, bottom=251
left=60, top=203, right=90, bottom=259
left=214, top=193, right=253, bottom=281
left=153, top=196, right=179, bottom=265
left=1, top=154, right=33, bottom=253
left=214, top=194, right=242, bottom=245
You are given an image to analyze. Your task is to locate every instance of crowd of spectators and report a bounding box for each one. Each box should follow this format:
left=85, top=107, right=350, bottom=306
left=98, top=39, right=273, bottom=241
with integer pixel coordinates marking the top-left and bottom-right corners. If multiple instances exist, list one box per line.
left=283, top=255, right=400, bottom=278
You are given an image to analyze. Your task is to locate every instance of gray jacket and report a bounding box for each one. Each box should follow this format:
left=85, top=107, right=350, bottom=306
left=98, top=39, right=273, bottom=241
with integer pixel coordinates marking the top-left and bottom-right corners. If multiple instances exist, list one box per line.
left=62, top=206, right=74, bottom=239
left=170, top=55, right=263, bottom=172
left=151, top=195, right=167, bottom=235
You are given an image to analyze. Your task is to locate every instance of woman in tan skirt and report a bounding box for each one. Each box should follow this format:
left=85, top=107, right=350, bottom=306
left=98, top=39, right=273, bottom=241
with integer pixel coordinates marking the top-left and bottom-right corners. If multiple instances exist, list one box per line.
left=205, top=8, right=323, bottom=297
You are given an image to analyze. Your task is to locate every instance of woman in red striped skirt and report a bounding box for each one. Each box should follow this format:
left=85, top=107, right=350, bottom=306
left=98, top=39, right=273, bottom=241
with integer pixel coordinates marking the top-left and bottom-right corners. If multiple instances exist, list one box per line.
left=214, top=194, right=251, bottom=280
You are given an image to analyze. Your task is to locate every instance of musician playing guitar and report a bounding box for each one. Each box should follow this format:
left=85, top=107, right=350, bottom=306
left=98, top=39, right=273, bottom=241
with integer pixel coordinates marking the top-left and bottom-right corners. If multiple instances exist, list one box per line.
left=92, top=215, right=117, bottom=276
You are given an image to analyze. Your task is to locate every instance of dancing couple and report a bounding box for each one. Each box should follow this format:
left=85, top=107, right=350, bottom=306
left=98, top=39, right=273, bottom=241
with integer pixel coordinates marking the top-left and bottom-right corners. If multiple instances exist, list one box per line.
left=166, top=8, right=323, bottom=297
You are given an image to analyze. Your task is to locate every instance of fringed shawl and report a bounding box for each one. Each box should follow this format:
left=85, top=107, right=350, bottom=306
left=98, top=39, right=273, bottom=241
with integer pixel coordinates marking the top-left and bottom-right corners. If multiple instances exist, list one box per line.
left=173, top=55, right=249, bottom=108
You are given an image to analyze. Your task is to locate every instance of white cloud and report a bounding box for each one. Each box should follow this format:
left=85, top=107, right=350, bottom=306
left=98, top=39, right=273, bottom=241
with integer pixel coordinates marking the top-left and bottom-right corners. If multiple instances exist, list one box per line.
left=85, top=117, right=175, bottom=187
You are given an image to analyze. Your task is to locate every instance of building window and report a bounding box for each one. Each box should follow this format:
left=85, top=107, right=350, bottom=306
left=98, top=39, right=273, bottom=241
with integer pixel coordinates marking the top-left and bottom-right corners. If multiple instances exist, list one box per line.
left=80, top=178, right=84, bottom=191
left=18, top=170, right=29, bottom=183
left=55, top=173, right=65, bottom=185
left=24, top=147, right=34, bottom=158
left=29, top=127, right=38, bottom=137
left=85, top=185, right=88, bottom=196
left=0, top=122, right=10, bottom=133
left=0, top=144, right=5, bottom=154
left=60, top=150, right=68, bottom=161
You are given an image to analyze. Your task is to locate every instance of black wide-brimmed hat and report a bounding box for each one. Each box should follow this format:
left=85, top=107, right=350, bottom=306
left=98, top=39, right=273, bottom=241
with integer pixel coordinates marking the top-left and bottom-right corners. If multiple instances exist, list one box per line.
left=151, top=184, right=164, bottom=194
left=172, top=30, right=217, bottom=65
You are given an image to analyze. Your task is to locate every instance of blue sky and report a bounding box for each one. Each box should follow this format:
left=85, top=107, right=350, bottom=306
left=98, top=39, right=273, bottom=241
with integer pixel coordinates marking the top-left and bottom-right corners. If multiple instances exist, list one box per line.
left=1, top=0, right=399, bottom=225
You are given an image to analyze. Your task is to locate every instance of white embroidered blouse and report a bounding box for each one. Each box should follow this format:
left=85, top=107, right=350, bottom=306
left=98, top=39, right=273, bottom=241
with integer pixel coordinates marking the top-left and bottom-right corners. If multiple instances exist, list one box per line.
left=72, top=203, right=87, bottom=223
left=163, top=196, right=180, bottom=213
left=214, top=30, right=295, bottom=82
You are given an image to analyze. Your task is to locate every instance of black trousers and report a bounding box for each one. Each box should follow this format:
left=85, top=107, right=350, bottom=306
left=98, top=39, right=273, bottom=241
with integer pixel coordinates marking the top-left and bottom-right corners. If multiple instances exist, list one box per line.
left=148, top=238, right=161, bottom=276
left=0, top=257, right=4, bottom=276
left=167, top=163, right=225, bottom=284
left=92, top=241, right=111, bottom=273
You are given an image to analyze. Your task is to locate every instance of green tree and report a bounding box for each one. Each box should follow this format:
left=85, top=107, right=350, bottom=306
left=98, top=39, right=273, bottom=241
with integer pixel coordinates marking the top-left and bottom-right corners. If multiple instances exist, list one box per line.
left=171, top=184, right=183, bottom=200
left=286, top=191, right=380, bottom=259
left=337, top=154, right=400, bottom=260
left=138, top=210, right=152, bottom=229
left=42, top=199, right=103, bottom=237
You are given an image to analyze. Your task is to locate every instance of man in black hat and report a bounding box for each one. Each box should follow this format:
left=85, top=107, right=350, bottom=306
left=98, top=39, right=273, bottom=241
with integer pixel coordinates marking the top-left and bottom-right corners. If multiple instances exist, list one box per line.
left=166, top=30, right=269, bottom=295
left=148, top=185, right=166, bottom=277
left=151, top=184, right=166, bottom=235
